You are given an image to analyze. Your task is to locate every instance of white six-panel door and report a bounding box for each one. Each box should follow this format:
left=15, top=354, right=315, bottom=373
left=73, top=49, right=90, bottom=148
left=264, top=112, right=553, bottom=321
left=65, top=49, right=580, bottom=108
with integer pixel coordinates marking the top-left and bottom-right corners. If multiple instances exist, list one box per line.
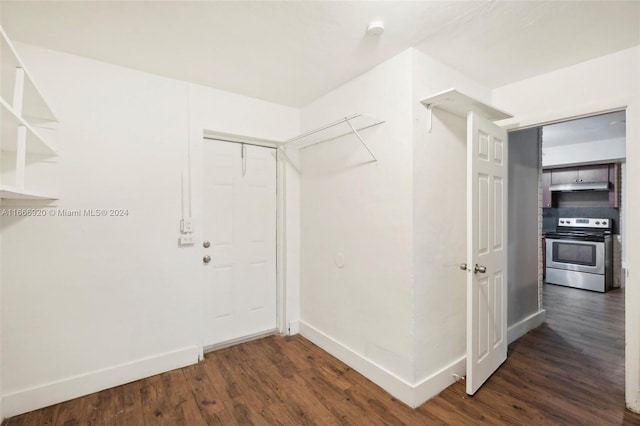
left=202, top=139, right=277, bottom=347
left=466, top=112, right=508, bottom=395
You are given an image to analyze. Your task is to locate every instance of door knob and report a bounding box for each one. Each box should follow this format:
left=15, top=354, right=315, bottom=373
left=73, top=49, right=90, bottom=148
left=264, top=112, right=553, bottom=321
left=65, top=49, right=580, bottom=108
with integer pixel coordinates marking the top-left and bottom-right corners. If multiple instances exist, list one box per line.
left=460, top=263, right=468, bottom=271
left=203, top=255, right=211, bottom=264
left=474, top=264, right=487, bottom=274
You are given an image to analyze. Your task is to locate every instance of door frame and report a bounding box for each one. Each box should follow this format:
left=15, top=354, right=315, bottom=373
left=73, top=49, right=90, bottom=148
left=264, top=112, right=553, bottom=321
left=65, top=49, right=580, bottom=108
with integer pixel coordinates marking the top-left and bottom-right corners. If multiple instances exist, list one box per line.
left=499, top=97, right=637, bottom=410
left=198, top=130, right=290, bottom=350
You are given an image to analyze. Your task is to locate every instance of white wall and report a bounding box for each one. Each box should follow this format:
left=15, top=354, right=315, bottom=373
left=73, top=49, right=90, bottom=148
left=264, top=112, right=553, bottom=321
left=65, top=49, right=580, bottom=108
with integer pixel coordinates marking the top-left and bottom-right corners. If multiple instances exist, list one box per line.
left=542, top=137, right=626, bottom=168
left=411, top=49, right=491, bottom=402
left=0, top=43, right=299, bottom=417
left=298, top=45, right=549, bottom=408
left=298, top=49, right=416, bottom=401
left=492, top=45, right=640, bottom=412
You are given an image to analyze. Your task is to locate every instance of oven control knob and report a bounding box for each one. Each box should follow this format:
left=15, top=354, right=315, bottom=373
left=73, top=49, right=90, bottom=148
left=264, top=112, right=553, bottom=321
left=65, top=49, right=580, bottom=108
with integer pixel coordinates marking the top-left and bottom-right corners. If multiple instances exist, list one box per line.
left=560, top=220, right=565, bottom=224
left=595, top=221, right=600, bottom=225
left=602, top=221, right=607, bottom=226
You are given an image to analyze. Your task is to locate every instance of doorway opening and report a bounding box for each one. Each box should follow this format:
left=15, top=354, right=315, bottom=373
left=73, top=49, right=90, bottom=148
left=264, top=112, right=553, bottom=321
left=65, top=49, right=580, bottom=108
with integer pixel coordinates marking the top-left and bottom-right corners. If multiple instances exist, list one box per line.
left=508, top=108, right=627, bottom=407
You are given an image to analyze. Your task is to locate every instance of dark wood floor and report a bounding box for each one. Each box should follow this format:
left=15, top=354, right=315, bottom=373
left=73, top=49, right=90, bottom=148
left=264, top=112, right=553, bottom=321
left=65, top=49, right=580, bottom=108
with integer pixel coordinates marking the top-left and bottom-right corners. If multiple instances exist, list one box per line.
left=5, top=283, right=640, bottom=425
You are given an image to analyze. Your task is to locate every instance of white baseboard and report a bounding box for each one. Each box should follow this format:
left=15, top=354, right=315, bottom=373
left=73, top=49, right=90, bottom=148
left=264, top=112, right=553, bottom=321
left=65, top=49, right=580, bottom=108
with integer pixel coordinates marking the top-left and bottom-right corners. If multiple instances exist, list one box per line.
left=2, top=345, right=199, bottom=418
left=300, top=321, right=471, bottom=408
left=413, top=355, right=466, bottom=407
left=299, top=321, right=415, bottom=406
left=287, top=320, right=300, bottom=335
left=508, top=309, right=546, bottom=344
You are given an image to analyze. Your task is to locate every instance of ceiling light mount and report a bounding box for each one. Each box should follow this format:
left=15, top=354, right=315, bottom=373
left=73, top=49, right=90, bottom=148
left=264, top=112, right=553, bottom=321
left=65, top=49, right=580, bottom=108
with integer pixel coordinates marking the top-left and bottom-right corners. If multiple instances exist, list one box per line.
left=366, top=21, right=385, bottom=36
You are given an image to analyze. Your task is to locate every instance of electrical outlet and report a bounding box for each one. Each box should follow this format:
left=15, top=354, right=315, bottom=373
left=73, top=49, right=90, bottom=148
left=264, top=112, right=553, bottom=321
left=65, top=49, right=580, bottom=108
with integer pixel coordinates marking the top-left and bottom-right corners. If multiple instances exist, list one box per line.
left=179, top=234, right=194, bottom=246
left=181, top=219, right=193, bottom=233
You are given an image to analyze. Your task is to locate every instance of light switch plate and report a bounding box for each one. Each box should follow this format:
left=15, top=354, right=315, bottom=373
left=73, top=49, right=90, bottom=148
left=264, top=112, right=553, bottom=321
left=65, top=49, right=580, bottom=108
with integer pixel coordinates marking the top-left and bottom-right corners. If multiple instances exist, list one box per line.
left=179, top=234, right=194, bottom=246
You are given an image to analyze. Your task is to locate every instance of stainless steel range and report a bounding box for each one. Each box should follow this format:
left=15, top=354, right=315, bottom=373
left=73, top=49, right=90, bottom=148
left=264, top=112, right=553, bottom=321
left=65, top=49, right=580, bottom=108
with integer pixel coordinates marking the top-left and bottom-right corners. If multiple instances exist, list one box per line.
left=545, top=217, right=613, bottom=292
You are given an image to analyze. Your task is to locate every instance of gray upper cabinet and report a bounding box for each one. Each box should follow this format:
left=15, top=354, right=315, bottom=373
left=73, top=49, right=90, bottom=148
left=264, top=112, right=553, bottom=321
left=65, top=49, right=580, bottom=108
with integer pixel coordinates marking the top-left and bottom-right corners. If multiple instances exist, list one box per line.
left=550, top=164, right=609, bottom=185
left=543, top=163, right=619, bottom=208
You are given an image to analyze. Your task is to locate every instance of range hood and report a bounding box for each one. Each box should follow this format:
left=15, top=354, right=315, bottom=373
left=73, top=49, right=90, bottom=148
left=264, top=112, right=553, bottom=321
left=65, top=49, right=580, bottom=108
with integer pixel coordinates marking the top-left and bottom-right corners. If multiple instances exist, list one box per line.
left=549, top=182, right=610, bottom=192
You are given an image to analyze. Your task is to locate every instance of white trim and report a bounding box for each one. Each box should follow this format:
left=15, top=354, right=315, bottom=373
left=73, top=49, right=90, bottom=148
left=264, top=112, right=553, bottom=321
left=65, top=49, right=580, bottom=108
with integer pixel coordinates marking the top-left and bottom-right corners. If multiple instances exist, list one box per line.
left=276, top=150, right=287, bottom=334
left=299, top=321, right=415, bottom=406
left=507, top=309, right=546, bottom=344
left=300, top=310, right=547, bottom=411
left=300, top=321, right=472, bottom=408
left=496, top=97, right=633, bottom=131
left=2, top=345, right=199, bottom=418
left=203, top=329, right=277, bottom=354
left=412, top=355, right=466, bottom=407
left=287, top=320, right=300, bottom=335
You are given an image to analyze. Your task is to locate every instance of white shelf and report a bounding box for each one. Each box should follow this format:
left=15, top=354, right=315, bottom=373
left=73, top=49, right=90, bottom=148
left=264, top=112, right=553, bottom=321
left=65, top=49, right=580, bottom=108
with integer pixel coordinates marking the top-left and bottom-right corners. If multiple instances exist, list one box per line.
left=1, top=98, right=57, bottom=156
left=281, top=114, right=385, bottom=149
left=0, top=186, right=57, bottom=200
left=420, top=88, right=513, bottom=122
left=0, top=26, right=57, bottom=125
left=0, top=25, right=58, bottom=201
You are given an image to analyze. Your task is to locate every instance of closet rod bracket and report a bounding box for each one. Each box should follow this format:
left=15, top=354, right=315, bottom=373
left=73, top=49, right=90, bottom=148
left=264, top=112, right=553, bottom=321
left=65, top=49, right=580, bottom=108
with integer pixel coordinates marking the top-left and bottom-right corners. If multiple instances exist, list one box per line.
left=345, top=117, right=377, bottom=162
left=426, top=104, right=436, bottom=133
left=278, top=146, right=301, bottom=174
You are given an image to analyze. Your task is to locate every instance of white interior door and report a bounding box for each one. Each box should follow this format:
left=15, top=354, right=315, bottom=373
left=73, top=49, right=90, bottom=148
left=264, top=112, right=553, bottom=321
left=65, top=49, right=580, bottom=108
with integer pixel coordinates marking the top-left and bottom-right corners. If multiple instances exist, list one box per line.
left=202, top=139, right=277, bottom=347
left=466, top=111, right=508, bottom=395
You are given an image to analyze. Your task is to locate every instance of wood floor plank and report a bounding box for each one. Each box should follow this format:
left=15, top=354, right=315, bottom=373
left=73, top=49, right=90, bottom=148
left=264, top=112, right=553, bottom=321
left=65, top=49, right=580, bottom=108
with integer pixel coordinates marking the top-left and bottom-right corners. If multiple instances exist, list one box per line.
left=50, top=395, right=85, bottom=426
left=160, top=369, right=204, bottom=425
left=22, top=403, right=58, bottom=426
left=262, top=402, right=316, bottom=426
left=113, top=381, right=145, bottom=426
left=182, top=361, right=229, bottom=420
left=298, top=367, right=371, bottom=424
left=221, top=395, right=272, bottom=426
left=139, top=374, right=175, bottom=426
left=202, top=351, right=243, bottom=401
left=215, top=348, right=283, bottom=409
left=84, top=386, right=115, bottom=425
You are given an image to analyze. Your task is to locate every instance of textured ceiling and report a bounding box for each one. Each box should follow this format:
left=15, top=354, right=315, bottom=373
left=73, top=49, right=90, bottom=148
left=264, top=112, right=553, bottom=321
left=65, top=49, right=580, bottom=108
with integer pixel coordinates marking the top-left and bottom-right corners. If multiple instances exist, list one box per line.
left=543, top=110, right=626, bottom=148
left=1, top=1, right=639, bottom=107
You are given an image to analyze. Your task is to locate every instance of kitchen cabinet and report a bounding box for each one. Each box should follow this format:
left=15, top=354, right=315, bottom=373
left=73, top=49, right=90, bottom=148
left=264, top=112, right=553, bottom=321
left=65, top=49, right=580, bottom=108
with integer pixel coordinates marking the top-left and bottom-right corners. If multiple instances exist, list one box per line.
left=542, top=163, right=620, bottom=208
left=550, top=164, right=609, bottom=185
left=0, top=26, right=58, bottom=199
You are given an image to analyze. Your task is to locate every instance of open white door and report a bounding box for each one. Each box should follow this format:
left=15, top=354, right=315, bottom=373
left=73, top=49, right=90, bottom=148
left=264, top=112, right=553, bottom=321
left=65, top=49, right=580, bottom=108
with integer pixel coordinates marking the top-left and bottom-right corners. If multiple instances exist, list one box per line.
left=466, top=111, right=508, bottom=395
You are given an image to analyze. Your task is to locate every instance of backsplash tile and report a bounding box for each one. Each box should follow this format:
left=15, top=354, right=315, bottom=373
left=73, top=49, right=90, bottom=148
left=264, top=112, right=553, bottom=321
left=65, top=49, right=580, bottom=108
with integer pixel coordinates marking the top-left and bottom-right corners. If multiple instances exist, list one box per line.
left=543, top=207, right=620, bottom=233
